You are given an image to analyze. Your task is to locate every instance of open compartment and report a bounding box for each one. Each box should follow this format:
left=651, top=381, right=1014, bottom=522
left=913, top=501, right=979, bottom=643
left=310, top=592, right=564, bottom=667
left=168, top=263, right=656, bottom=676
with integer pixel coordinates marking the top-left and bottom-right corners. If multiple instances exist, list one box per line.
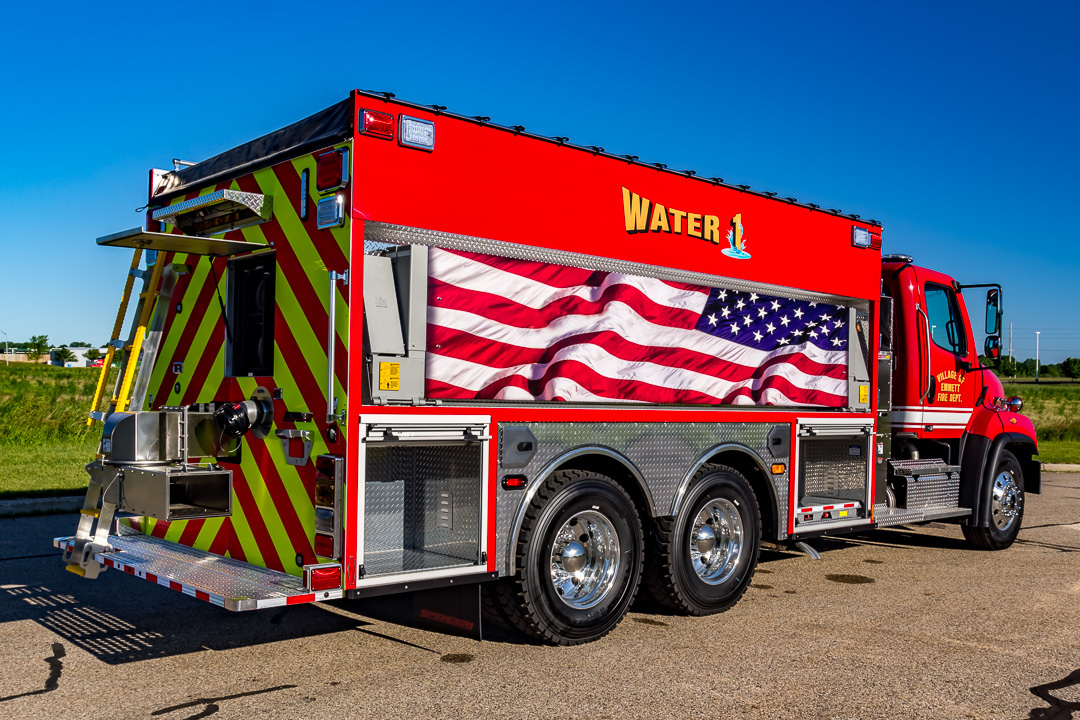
left=360, top=419, right=488, bottom=580
left=794, top=422, right=873, bottom=527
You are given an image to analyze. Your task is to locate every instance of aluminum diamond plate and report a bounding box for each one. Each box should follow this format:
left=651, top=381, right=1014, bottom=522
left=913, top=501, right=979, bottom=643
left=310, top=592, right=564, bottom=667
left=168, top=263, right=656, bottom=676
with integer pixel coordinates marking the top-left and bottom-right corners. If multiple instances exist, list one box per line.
left=494, top=421, right=789, bottom=575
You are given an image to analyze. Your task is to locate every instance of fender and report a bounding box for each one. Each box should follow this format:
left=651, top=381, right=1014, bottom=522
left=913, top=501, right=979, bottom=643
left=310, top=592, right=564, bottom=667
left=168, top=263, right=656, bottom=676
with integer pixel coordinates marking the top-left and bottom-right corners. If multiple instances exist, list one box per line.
left=960, top=430, right=1040, bottom=528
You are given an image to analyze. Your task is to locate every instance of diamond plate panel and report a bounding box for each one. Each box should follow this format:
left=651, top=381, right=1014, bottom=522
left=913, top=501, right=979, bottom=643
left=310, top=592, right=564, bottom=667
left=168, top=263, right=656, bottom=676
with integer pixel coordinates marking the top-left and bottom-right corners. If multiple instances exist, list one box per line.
left=365, top=444, right=482, bottom=578
left=101, top=531, right=304, bottom=599
left=903, top=472, right=961, bottom=510
left=494, top=421, right=789, bottom=575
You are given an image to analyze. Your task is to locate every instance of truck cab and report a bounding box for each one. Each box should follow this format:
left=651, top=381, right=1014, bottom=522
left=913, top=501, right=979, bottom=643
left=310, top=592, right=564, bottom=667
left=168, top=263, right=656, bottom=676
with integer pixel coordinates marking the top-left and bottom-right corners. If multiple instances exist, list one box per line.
left=879, top=254, right=1039, bottom=548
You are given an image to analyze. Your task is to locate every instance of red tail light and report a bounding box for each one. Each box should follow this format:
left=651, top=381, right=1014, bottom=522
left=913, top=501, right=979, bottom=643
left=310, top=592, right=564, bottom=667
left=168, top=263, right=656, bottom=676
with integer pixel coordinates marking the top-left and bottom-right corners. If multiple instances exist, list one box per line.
left=360, top=109, right=394, bottom=139
left=314, top=534, right=334, bottom=558
left=316, top=149, right=348, bottom=192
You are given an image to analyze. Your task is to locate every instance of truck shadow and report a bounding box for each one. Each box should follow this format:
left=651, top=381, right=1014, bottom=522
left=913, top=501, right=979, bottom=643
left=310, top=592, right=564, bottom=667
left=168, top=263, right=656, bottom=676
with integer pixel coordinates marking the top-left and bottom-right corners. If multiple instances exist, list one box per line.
left=0, top=557, right=365, bottom=666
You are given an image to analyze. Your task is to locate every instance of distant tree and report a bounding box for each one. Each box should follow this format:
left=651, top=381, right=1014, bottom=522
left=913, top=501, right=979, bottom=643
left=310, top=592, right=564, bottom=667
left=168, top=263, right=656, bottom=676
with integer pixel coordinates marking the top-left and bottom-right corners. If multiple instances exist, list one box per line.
left=68, top=341, right=91, bottom=348
left=1062, top=357, right=1080, bottom=379
left=996, top=355, right=1018, bottom=377
left=85, top=348, right=102, bottom=363
left=1015, top=358, right=1037, bottom=377
left=1040, top=363, right=1062, bottom=378
left=25, top=335, right=50, bottom=361
left=53, top=348, right=76, bottom=365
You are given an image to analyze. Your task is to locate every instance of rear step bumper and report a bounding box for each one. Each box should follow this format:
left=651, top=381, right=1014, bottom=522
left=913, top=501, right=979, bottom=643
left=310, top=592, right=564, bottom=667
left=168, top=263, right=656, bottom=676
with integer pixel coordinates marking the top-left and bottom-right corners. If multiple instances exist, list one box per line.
left=54, top=528, right=342, bottom=610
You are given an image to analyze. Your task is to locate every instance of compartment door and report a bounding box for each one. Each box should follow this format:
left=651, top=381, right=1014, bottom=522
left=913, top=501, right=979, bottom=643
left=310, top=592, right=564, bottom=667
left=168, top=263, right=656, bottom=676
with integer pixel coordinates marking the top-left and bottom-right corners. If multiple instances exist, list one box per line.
left=355, top=414, right=491, bottom=587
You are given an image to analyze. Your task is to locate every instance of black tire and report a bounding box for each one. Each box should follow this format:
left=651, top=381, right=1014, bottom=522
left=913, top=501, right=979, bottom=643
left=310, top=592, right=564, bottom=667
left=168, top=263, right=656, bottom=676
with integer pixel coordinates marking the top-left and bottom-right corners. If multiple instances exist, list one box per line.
left=646, top=464, right=761, bottom=615
left=962, top=449, right=1025, bottom=550
left=495, top=469, right=643, bottom=646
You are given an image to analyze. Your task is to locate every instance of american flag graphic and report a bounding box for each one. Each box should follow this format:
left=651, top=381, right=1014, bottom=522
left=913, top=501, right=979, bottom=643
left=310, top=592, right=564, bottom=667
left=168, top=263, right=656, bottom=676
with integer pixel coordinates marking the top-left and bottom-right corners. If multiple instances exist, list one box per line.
left=425, top=247, right=849, bottom=406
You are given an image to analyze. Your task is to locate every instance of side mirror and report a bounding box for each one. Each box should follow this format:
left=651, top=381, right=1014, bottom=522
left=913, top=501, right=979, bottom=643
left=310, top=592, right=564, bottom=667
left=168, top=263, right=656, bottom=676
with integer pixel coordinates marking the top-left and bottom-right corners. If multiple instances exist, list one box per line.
left=985, top=289, right=1001, bottom=335
left=984, top=335, right=1001, bottom=359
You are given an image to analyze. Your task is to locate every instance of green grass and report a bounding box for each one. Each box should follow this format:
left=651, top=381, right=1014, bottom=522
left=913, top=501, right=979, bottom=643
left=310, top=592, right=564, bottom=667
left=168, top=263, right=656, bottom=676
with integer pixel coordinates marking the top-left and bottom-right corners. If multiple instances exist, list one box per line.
left=0, top=364, right=115, bottom=497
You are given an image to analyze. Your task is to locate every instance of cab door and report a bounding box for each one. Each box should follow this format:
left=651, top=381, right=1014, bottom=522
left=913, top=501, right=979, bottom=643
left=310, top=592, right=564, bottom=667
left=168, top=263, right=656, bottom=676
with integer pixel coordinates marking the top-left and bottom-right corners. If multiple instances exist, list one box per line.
left=895, top=266, right=982, bottom=442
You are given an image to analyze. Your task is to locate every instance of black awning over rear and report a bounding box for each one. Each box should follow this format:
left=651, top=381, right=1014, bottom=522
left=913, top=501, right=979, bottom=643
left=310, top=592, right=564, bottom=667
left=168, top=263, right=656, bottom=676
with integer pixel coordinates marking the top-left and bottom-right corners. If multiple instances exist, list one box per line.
left=153, top=98, right=352, bottom=202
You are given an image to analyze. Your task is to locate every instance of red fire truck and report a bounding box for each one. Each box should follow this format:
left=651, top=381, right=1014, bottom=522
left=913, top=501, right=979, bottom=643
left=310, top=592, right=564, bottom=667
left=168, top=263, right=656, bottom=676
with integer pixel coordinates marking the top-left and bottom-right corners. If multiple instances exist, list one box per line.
left=58, top=90, right=1039, bottom=645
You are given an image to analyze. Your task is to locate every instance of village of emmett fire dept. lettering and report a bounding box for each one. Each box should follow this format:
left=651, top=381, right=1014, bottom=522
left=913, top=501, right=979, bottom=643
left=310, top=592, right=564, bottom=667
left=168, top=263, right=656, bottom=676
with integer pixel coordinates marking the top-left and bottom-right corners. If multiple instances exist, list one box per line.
left=622, top=187, right=730, bottom=244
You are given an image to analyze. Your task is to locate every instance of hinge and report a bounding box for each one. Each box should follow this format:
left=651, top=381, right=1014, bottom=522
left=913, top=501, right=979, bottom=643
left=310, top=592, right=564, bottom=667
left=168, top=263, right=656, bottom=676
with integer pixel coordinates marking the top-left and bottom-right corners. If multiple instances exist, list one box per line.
left=479, top=551, right=488, bottom=565
left=357, top=564, right=366, bottom=579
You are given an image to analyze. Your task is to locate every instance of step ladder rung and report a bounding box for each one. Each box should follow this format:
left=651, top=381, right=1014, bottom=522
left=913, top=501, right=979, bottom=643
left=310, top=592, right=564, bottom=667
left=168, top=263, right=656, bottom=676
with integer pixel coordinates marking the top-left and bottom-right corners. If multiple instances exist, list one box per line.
left=80, top=508, right=101, bottom=517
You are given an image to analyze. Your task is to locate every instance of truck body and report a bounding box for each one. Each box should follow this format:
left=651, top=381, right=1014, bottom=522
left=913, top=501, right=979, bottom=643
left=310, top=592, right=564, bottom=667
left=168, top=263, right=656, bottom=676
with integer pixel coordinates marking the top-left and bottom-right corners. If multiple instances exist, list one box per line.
left=58, top=90, right=1039, bottom=644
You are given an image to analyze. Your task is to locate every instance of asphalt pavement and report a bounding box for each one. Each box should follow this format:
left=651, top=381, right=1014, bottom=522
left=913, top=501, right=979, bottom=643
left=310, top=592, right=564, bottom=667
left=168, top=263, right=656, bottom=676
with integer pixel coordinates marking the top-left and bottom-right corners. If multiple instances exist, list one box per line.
left=1, top=474, right=1078, bottom=720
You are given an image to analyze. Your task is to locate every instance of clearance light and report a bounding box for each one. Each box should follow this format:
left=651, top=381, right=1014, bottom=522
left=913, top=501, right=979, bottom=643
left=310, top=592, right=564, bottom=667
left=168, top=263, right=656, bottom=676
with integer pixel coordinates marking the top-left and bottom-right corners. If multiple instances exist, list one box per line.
left=399, top=115, right=435, bottom=151
left=304, top=563, right=341, bottom=591
left=316, top=149, right=348, bottom=193
left=360, top=109, right=394, bottom=139
left=502, top=475, right=527, bottom=490
left=771, top=463, right=786, bottom=475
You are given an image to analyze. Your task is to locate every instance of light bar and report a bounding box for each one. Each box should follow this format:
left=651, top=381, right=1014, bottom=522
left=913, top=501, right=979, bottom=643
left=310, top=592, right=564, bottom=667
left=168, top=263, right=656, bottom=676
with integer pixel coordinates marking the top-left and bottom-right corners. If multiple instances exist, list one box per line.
left=399, top=115, right=435, bottom=151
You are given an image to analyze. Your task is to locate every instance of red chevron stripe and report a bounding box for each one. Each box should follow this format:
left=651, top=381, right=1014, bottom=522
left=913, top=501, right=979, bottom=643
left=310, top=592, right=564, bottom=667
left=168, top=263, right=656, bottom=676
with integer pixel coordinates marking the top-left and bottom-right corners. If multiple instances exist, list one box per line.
left=272, top=159, right=349, bottom=275
left=178, top=519, right=205, bottom=548
left=180, top=322, right=225, bottom=406
left=247, top=436, right=315, bottom=567
left=230, top=461, right=285, bottom=572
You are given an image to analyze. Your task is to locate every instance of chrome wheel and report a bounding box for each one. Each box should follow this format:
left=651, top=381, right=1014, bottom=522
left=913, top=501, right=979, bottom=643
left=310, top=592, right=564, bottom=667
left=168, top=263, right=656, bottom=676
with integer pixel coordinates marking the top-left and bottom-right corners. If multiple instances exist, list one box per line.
left=689, top=498, right=744, bottom=585
left=549, top=510, right=621, bottom=609
left=991, top=469, right=1022, bottom=531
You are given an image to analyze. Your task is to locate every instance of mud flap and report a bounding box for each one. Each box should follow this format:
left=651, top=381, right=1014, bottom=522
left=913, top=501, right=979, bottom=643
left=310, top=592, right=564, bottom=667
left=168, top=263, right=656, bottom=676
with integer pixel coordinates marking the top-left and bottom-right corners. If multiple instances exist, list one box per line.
left=410, top=584, right=483, bottom=641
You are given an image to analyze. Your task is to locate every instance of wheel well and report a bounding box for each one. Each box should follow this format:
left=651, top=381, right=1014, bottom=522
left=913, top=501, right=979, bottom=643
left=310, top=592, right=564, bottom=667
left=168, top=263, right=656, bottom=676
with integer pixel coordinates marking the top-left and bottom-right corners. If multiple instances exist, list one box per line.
left=1006, top=441, right=1042, bottom=494
left=555, top=454, right=653, bottom=522
left=705, top=450, right=779, bottom=541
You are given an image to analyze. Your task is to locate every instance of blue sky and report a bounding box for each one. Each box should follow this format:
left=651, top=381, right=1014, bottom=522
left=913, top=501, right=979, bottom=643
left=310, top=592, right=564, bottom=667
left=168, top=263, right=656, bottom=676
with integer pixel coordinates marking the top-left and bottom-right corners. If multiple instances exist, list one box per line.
left=1, top=1, right=1077, bottom=361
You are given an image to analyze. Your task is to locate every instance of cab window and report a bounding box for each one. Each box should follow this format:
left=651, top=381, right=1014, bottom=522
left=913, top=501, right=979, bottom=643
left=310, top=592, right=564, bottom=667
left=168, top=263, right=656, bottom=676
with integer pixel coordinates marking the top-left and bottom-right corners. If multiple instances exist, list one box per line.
left=924, top=283, right=966, bottom=356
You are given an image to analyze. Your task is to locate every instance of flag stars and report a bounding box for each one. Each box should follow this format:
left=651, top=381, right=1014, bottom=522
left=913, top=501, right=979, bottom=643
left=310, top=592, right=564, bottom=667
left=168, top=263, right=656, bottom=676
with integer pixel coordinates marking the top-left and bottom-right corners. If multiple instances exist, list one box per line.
left=749, top=292, right=759, bottom=302
left=720, top=307, right=731, bottom=318
left=742, top=315, right=753, bottom=327
left=757, top=307, right=768, bottom=319
left=766, top=322, right=776, bottom=333
left=831, top=337, right=843, bottom=347
left=735, top=299, right=746, bottom=310
left=770, top=300, right=780, bottom=311
left=753, top=330, right=763, bottom=342
left=820, top=313, right=832, bottom=322
left=793, top=308, right=804, bottom=319
left=718, top=290, right=727, bottom=301
left=707, top=313, right=718, bottom=326
left=778, top=337, right=791, bottom=345
left=809, top=329, right=819, bottom=339
left=729, top=323, right=740, bottom=336
left=809, top=301, right=818, bottom=307
left=780, top=316, right=790, bottom=326
left=834, top=319, right=844, bottom=330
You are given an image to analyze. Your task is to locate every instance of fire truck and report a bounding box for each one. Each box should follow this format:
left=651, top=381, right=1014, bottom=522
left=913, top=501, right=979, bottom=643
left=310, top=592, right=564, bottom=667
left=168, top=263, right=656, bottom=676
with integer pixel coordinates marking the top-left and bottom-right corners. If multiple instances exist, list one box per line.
left=58, top=90, right=1039, bottom=645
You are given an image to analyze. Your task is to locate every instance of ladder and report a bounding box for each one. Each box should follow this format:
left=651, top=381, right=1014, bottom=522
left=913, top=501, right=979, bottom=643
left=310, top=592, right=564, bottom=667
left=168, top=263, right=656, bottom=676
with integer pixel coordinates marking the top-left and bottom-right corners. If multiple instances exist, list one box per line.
left=86, top=248, right=166, bottom=426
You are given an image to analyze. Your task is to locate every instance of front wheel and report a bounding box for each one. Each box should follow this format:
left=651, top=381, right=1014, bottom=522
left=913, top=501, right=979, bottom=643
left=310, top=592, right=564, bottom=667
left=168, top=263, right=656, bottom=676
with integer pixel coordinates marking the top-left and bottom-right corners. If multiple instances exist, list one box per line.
left=495, top=469, right=643, bottom=645
left=647, top=464, right=761, bottom=615
left=962, top=449, right=1024, bottom=550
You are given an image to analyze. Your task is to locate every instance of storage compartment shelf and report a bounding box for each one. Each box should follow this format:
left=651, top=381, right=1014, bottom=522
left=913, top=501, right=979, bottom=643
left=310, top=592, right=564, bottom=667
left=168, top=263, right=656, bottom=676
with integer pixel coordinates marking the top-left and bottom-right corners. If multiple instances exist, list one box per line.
left=363, top=548, right=476, bottom=578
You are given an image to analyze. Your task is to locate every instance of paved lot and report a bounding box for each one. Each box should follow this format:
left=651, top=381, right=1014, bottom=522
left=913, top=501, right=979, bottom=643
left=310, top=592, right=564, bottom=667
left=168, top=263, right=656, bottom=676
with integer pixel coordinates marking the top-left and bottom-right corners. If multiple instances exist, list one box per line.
left=1, top=474, right=1078, bottom=720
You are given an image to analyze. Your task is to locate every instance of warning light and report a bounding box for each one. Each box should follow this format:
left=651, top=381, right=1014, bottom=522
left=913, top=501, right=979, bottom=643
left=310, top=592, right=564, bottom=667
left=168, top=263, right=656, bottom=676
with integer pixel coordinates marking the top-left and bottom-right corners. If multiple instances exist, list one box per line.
left=360, top=109, right=394, bottom=139
left=771, top=463, right=786, bottom=475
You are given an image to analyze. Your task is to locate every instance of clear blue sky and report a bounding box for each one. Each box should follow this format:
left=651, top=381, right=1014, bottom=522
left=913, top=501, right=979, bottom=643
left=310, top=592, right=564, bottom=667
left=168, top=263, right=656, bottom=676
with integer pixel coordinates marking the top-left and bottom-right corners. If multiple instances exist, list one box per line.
left=1, top=1, right=1076, bottom=361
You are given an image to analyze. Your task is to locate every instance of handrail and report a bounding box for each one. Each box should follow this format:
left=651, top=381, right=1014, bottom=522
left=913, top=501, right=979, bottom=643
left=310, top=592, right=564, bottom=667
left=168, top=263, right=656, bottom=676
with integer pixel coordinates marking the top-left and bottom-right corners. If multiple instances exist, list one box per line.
left=916, top=304, right=931, bottom=403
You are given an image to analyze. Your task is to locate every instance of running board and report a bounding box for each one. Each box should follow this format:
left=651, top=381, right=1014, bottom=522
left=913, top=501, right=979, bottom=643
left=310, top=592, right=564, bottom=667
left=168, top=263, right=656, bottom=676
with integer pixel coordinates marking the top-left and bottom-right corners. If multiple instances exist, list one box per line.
left=54, top=529, right=342, bottom=610
left=873, top=504, right=971, bottom=527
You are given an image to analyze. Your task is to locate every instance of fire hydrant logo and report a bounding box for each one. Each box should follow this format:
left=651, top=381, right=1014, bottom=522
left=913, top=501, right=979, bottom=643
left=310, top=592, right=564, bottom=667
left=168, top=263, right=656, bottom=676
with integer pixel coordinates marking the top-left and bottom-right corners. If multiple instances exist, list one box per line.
left=622, top=188, right=750, bottom=260
left=722, top=213, right=751, bottom=260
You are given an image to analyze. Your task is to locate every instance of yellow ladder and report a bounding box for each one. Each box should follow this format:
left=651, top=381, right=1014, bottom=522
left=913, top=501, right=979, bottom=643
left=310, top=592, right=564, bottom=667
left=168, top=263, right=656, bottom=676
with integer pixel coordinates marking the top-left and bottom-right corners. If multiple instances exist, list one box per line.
left=87, top=248, right=165, bottom=425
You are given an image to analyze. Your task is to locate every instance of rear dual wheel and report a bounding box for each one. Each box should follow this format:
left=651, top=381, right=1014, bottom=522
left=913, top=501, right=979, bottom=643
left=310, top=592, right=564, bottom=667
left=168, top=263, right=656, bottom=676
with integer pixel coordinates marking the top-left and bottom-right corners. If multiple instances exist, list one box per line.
left=647, top=464, right=761, bottom=615
left=496, top=470, right=643, bottom=646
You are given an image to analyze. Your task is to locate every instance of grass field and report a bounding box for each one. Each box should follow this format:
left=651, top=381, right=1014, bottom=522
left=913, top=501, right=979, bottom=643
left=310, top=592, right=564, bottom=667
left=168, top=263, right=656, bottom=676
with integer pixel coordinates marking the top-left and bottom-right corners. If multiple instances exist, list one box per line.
left=0, top=364, right=114, bottom=498
left=0, top=367, right=1077, bottom=499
